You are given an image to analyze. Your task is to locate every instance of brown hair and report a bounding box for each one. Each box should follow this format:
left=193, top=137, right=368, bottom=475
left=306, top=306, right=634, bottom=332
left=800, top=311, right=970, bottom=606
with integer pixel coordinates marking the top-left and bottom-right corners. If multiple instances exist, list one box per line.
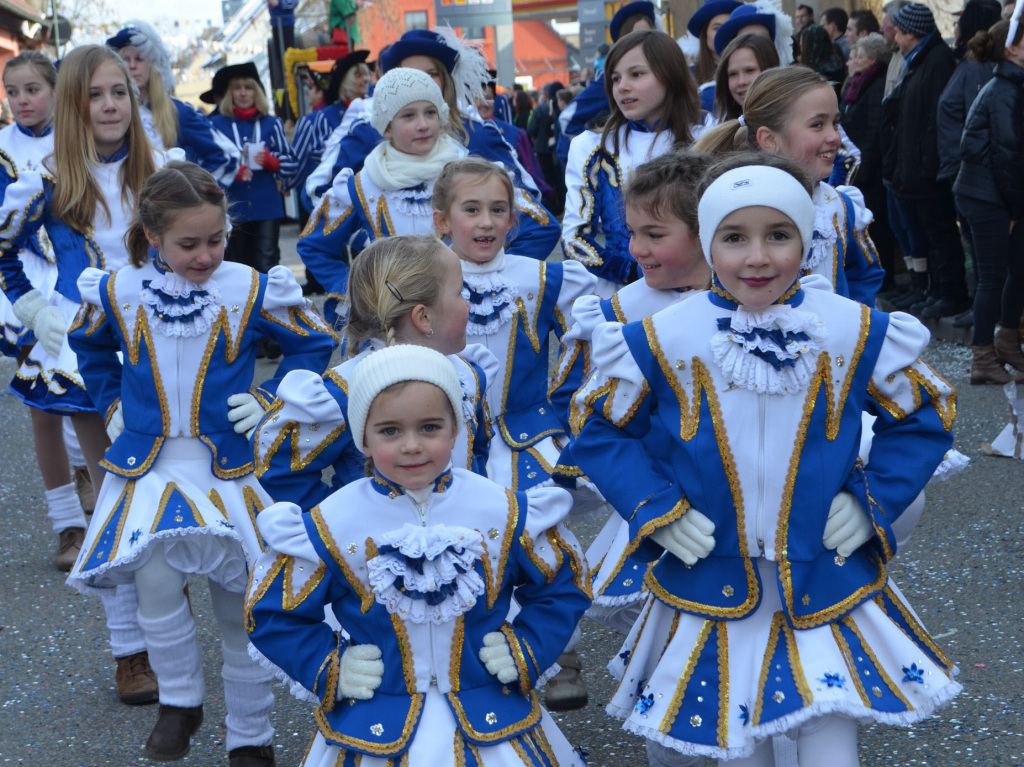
left=219, top=77, right=271, bottom=116
left=697, top=150, right=814, bottom=201
left=601, top=30, right=701, bottom=155
left=693, top=16, right=723, bottom=84
left=346, top=234, right=452, bottom=354
left=967, top=19, right=1020, bottom=62
left=3, top=50, right=57, bottom=90
left=623, top=151, right=713, bottom=232
left=696, top=66, right=831, bottom=157
left=432, top=157, right=517, bottom=239
left=51, top=45, right=155, bottom=234
left=125, top=161, right=227, bottom=267
left=713, top=34, right=780, bottom=121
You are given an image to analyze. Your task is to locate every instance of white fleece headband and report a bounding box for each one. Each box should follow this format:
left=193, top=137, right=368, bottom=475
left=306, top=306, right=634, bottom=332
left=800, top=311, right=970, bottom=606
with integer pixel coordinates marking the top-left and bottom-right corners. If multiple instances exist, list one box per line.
left=697, top=165, right=815, bottom=267
left=371, top=67, right=450, bottom=135
left=348, top=344, right=464, bottom=451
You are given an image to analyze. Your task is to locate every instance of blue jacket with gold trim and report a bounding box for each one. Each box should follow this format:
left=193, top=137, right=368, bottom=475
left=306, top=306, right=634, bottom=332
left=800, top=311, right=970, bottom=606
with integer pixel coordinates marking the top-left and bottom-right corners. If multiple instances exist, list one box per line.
left=246, top=470, right=591, bottom=757
left=571, top=283, right=955, bottom=630
left=68, top=261, right=336, bottom=480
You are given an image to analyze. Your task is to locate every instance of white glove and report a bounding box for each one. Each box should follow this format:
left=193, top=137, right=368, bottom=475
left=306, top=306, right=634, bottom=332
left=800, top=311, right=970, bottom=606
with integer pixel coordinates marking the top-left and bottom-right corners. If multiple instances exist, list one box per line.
left=650, top=509, right=716, bottom=566
left=106, top=402, right=124, bottom=443
left=227, top=392, right=263, bottom=437
left=336, top=643, right=384, bottom=701
left=13, top=289, right=66, bottom=358
left=479, top=631, right=518, bottom=684
left=823, top=491, right=874, bottom=557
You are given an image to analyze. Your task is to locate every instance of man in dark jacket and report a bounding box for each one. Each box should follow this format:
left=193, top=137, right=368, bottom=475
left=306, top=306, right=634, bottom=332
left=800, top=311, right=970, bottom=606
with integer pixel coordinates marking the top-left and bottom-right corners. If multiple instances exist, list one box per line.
left=882, top=3, right=971, bottom=318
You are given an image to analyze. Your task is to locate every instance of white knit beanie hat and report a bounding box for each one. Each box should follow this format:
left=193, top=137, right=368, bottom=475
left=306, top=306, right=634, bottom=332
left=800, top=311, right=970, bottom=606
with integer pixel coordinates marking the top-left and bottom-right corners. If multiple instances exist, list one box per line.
left=371, top=68, right=450, bottom=135
left=697, top=165, right=815, bottom=267
left=348, top=344, right=464, bottom=450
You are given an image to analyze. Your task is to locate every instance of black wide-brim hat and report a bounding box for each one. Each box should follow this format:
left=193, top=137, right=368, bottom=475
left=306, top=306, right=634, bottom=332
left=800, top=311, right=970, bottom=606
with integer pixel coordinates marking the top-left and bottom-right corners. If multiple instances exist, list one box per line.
left=325, top=49, right=371, bottom=105
left=203, top=61, right=264, bottom=105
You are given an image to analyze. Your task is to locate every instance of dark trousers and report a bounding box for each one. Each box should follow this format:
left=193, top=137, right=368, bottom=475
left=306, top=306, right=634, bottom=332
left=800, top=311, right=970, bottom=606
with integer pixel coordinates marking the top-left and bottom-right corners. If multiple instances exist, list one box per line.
left=956, top=194, right=1024, bottom=346
left=886, top=188, right=924, bottom=263
left=897, top=189, right=969, bottom=301
left=862, top=179, right=896, bottom=290
left=225, top=218, right=281, bottom=273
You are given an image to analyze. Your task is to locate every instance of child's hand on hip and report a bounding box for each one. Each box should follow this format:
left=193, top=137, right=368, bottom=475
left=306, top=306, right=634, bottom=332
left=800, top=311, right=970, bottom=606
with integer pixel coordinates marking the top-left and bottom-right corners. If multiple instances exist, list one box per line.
left=337, top=644, right=384, bottom=700
left=479, top=632, right=518, bottom=684
left=823, top=491, right=874, bottom=557
left=227, top=392, right=264, bottom=437
left=650, top=509, right=716, bottom=566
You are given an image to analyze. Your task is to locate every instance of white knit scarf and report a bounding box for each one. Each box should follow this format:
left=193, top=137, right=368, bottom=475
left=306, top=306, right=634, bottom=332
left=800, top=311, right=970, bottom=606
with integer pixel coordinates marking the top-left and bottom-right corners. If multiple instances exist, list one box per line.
left=363, top=134, right=466, bottom=191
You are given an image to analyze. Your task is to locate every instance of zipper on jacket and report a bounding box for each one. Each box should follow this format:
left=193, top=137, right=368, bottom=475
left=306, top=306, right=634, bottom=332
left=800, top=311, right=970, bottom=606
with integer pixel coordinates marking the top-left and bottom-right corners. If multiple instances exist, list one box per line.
left=755, top=393, right=766, bottom=555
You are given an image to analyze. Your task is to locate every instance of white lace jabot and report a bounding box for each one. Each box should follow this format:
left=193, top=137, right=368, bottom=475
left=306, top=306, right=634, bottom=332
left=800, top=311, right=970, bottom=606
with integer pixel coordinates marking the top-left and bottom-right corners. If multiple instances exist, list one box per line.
left=140, top=272, right=221, bottom=338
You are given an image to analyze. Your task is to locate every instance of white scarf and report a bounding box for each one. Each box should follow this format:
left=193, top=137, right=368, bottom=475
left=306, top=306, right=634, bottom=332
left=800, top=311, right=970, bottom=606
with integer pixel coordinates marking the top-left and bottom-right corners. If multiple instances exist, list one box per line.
left=363, top=134, right=467, bottom=191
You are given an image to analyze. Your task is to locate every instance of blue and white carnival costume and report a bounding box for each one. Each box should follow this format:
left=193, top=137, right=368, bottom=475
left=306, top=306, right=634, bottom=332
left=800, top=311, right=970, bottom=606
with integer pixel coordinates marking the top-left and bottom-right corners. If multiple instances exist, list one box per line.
left=563, top=124, right=705, bottom=297
left=571, top=278, right=960, bottom=760
left=460, top=250, right=597, bottom=495
left=65, top=260, right=335, bottom=592
left=253, top=341, right=497, bottom=511
left=292, top=101, right=348, bottom=204
left=0, top=146, right=182, bottom=413
left=808, top=181, right=885, bottom=306
left=146, top=99, right=242, bottom=189
left=0, top=128, right=56, bottom=358
left=246, top=468, right=591, bottom=767
left=550, top=279, right=701, bottom=627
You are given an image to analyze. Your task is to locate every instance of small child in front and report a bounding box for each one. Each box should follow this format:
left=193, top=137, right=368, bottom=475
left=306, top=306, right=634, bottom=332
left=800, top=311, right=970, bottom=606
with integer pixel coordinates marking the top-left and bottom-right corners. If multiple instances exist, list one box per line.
left=571, top=154, right=961, bottom=766
left=246, top=344, right=592, bottom=766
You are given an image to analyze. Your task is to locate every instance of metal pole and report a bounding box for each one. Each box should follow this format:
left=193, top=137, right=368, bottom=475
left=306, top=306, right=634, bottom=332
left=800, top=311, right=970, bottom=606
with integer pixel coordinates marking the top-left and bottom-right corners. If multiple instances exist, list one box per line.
left=50, top=0, right=60, bottom=56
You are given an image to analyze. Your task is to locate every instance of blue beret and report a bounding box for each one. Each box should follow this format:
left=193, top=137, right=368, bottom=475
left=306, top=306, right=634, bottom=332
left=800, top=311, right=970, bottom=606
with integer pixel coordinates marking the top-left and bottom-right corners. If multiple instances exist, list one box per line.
left=610, top=1, right=656, bottom=42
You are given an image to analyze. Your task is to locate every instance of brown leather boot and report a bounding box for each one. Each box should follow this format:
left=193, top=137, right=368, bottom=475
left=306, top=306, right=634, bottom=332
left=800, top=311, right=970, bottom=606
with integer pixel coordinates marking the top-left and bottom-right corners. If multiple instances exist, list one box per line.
left=544, top=650, right=589, bottom=711
left=115, top=651, right=159, bottom=705
left=971, top=345, right=1015, bottom=385
left=143, top=704, right=203, bottom=761
left=54, top=527, right=85, bottom=572
left=73, top=465, right=95, bottom=514
left=229, top=745, right=276, bottom=766
left=993, top=327, right=1024, bottom=378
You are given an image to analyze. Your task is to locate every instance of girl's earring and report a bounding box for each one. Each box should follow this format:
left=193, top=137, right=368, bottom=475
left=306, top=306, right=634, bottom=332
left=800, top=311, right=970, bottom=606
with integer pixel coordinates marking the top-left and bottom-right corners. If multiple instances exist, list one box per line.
left=426, top=328, right=435, bottom=337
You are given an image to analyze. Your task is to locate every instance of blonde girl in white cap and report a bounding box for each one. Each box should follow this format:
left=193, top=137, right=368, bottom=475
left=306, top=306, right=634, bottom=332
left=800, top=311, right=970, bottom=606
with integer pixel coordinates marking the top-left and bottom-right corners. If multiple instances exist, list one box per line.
left=571, top=153, right=960, bottom=766
left=246, top=343, right=591, bottom=767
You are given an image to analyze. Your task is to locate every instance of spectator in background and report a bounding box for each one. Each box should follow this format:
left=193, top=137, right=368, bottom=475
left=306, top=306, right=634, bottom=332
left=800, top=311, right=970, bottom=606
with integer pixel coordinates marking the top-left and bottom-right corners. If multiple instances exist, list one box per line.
left=795, top=3, right=814, bottom=31
left=882, top=2, right=971, bottom=318
left=821, top=6, right=851, bottom=58
left=527, top=81, right=566, bottom=215
left=881, top=0, right=911, bottom=96
left=842, top=33, right=896, bottom=291
left=846, top=9, right=881, bottom=52
left=513, top=89, right=533, bottom=130
left=799, top=23, right=847, bottom=87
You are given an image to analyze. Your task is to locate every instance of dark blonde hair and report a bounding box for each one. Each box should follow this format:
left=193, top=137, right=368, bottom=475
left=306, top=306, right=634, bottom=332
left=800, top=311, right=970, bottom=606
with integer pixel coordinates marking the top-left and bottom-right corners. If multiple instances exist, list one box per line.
left=3, top=50, right=57, bottom=90
left=219, top=77, right=271, bottom=116
left=432, top=157, right=517, bottom=238
left=696, top=66, right=831, bottom=157
left=601, top=30, right=701, bottom=154
left=623, top=151, right=713, bottom=232
left=51, top=45, right=155, bottom=234
left=125, top=161, right=227, bottom=267
left=697, top=150, right=814, bottom=202
left=346, top=235, right=452, bottom=354
left=713, top=34, right=780, bottom=121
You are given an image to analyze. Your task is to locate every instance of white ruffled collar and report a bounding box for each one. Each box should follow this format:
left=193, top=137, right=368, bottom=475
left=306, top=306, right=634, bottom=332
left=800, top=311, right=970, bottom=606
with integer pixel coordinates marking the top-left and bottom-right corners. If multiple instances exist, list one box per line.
left=806, top=183, right=841, bottom=272
left=139, top=271, right=221, bottom=338
left=366, top=522, right=486, bottom=624
left=461, top=250, right=518, bottom=336
left=709, top=303, right=828, bottom=395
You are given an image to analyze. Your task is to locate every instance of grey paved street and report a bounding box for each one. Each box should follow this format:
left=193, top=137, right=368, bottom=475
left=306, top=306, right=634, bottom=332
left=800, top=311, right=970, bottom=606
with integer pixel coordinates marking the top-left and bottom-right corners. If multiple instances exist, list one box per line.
left=0, top=227, right=1021, bottom=765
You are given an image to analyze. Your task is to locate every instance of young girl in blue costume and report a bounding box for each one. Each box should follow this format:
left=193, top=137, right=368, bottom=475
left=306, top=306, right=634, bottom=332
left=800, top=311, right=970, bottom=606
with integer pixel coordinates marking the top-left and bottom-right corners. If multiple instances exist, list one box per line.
left=107, top=21, right=241, bottom=187
left=246, top=343, right=591, bottom=767
left=303, top=27, right=559, bottom=259
left=571, top=153, right=961, bottom=767
left=0, top=44, right=185, bottom=704
left=67, top=162, right=335, bottom=766
left=297, top=68, right=467, bottom=324
left=209, top=62, right=298, bottom=274
left=432, top=157, right=597, bottom=495
left=255, top=233, right=495, bottom=512
left=562, top=30, right=704, bottom=297
left=552, top=152, right=712, bottom=635
left=697, top=66, right=885, bottom=307
left=0, top=50, right=97, bottom=570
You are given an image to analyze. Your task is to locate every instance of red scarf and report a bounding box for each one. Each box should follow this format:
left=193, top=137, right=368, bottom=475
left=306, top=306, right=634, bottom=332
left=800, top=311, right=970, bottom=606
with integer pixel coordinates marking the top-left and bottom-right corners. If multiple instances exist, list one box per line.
left=233, top=106, right=259, bottom=121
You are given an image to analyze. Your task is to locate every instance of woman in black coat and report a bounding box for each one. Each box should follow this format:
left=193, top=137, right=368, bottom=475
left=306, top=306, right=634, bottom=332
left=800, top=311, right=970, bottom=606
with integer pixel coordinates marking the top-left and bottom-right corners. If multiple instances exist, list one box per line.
left=841, top=33, right=896, bottom=291
left=953, top=20, right=1024, bottom=383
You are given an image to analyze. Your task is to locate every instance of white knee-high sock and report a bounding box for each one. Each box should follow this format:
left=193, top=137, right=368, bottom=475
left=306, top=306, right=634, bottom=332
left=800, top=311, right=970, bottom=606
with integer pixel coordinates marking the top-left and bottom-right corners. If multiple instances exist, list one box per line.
left=797, top=715, right=859, bottom=767
left=645, top=739, right=702, bottom=767
left=101, top=583, right=146, bottom=658
left=137, top=601, right=204, bottom=707
left=63, top=418, right=85, bottom=466
left=221, top=646, right=275, bottom=752
left=45, top=483, right=86, bottom=533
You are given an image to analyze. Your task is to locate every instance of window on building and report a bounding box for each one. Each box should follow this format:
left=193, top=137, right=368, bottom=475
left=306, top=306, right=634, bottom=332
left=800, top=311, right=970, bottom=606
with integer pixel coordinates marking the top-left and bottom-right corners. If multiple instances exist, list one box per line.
left=405, top=11, right=428, bottom=30
left=463, top=26, right=486, bottom=40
